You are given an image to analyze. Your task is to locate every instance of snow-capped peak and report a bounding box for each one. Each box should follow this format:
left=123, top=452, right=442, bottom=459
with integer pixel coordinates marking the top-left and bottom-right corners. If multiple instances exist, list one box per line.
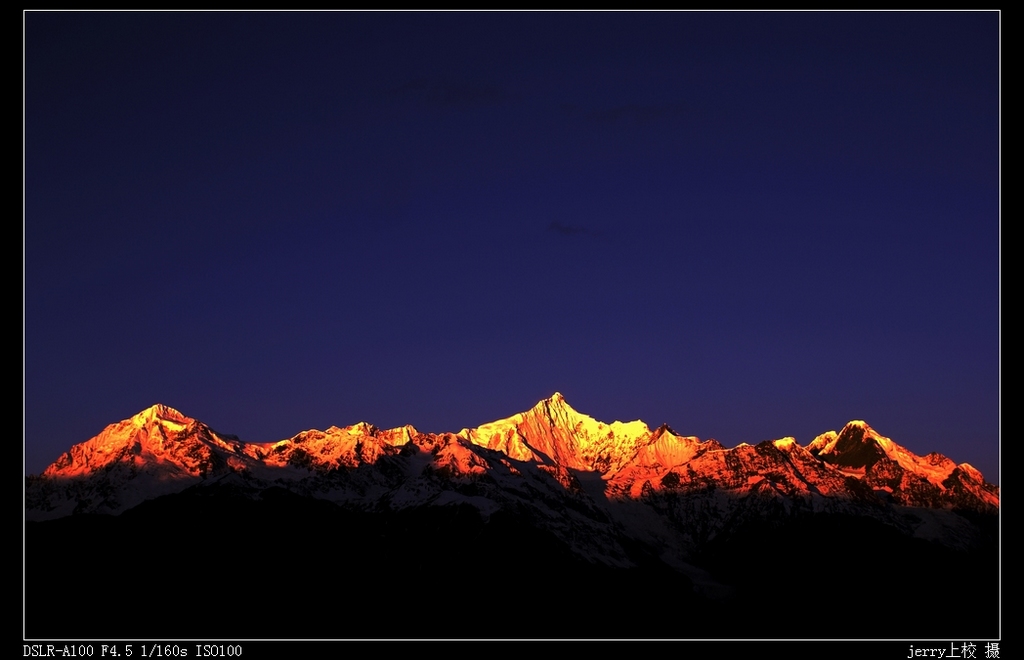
left=804, top=420, right=992, bottom=501
left=457, top=394, right=650, bottom=471
left=772, top=437, right=798, bottom=451
left=130, top=403, right=193, bottom=429
left=29, top=401, right=999, bottom=523
left=38, top=403, right=267, bottom=485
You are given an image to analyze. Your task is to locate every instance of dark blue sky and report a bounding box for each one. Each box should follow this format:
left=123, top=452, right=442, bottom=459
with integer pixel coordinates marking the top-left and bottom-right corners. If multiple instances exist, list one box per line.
left=25, top=11, right=1000, bottom=482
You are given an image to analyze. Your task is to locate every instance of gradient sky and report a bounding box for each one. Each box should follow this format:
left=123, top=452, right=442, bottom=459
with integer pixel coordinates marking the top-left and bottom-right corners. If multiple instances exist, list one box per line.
left=25, top=11, right=1000, bottom=482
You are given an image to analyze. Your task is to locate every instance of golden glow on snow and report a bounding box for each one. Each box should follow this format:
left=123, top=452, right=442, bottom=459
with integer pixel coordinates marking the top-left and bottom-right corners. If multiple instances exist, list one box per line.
left=38, top=397, right=998, bottom=514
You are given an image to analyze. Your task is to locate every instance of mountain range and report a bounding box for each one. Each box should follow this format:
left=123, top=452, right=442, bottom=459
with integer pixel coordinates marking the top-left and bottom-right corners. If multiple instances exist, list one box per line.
left=24, top=394, right=1000, bottom=639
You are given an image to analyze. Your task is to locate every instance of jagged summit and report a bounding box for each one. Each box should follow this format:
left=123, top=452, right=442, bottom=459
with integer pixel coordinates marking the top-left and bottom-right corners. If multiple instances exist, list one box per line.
left=809, top=420, right=887, bottom=468
left=26, top=396, right=1000, bottom=641
left=28, top=396, right=999, bottom=522
left=524, top=391, right=583, bottom=423
left=459, top=393, right=651, bottom=471
left=811, top=420, right=919, bottom=470
left=39, top=401, right=251, bottom=482
left=131, top=403, right=191, bottom=425
left=652, top=423, right=681, bottom=438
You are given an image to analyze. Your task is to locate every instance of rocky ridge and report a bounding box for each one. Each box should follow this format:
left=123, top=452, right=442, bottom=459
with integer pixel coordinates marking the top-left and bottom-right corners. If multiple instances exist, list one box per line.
left=26, top=394, right=999, bottom=571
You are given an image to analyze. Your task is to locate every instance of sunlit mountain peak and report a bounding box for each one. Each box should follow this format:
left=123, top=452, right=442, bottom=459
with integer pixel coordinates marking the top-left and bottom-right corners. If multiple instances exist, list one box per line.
left=29, top=399, right=998, bottom=523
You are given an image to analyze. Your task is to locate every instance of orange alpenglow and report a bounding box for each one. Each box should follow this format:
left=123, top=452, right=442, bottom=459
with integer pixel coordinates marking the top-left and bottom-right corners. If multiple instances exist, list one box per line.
left=28, top=393, right=997, bottom=518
